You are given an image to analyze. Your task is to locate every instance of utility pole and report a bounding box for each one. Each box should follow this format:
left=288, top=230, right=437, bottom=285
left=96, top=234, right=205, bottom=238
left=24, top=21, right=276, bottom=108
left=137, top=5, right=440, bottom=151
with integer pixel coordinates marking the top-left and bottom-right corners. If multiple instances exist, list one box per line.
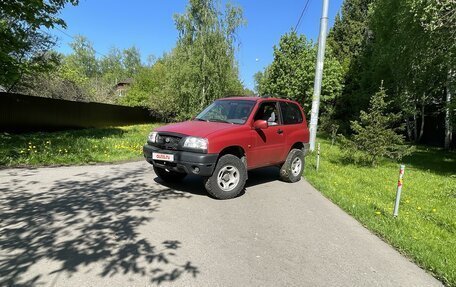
left=309, top=0, right=329, bottom=151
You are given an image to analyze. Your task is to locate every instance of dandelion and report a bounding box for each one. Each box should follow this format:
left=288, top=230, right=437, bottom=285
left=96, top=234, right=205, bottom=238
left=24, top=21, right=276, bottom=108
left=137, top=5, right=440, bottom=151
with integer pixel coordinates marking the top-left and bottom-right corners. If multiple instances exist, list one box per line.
left=405, top=199, right=410, bottom=203
left=432, top=208, right=436, bottom=212
left=417, top=207, right=421, bottom=210
left=375, top=211, right=381, bottom=215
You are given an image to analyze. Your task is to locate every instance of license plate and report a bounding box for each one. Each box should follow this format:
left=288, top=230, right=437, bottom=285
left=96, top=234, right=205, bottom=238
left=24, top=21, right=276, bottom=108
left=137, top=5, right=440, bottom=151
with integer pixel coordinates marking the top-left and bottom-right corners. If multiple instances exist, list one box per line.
left=152, top=152, right=174, bottom=162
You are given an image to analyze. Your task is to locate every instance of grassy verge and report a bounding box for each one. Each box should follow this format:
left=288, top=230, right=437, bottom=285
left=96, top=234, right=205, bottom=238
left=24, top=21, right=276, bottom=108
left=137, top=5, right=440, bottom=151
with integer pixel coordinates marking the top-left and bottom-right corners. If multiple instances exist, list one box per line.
left=305, top=136, right=456, bottom=286
left=0, top=124, right=162, bottom=167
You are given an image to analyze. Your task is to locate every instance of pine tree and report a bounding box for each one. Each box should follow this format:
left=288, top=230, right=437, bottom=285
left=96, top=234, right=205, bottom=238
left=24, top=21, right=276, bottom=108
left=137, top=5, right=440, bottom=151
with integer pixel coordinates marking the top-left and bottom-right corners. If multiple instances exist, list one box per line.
left=344, top=85, right=412, bottom=166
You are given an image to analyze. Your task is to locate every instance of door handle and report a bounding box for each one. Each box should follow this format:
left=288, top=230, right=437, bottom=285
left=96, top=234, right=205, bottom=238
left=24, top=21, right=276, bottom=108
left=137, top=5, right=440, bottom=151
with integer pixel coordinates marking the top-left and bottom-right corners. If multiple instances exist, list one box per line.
left=277, top=129, right=283, bottom=134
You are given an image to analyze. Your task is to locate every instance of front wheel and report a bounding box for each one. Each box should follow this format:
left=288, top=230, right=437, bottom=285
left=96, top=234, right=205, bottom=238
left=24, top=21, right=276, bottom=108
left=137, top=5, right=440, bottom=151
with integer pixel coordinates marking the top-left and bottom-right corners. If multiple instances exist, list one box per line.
left=153, top=166, right=186, bottom=182
left=204, top=154, right=247, bottom=200
left=279, top=148, right=304, bottom=182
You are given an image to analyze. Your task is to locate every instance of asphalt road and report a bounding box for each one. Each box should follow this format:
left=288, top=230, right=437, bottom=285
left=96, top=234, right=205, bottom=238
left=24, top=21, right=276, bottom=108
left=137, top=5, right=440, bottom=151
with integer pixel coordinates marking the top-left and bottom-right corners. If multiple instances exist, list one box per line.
left=0, top=161, right=441, bottom=287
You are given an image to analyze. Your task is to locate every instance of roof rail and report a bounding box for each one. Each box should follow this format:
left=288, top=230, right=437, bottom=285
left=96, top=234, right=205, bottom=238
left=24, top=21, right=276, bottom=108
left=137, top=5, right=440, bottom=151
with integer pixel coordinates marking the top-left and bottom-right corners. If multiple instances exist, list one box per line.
left=224, top=95, right=260, bottom=98
left=261, top=95, right=296, bottom=101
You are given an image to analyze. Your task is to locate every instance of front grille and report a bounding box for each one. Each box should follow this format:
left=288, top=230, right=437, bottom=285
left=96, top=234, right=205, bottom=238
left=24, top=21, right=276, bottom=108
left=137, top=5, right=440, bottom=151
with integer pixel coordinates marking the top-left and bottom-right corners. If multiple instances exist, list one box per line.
left=156, top=134, right=182, bottom=150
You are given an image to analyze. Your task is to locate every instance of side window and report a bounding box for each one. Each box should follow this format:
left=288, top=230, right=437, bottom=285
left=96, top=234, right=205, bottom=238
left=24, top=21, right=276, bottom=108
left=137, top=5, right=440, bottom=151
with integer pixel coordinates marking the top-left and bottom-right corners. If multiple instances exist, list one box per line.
left=280, top=102, right=303, bottom=125
left=254, top=102, right=279, bottom=125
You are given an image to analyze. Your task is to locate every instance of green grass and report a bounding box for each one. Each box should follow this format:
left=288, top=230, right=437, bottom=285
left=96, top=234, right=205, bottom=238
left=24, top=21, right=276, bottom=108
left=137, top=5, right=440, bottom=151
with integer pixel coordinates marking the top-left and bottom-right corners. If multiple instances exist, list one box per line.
left=305, top=136, right=456, bottom=286
left=0, top=124, right=162, bottom=167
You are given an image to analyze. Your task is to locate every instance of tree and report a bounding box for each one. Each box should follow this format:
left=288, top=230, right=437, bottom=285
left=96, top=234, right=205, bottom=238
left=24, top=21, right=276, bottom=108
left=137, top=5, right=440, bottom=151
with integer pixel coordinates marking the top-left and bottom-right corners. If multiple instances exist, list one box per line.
left=0, top=0, right=78, bottom=90
left=120, top=59, right=170, bottom=109
left=342, top=85, right=412, bottom=166
left=253, top=71, right=265, bottom=94
left=326, top=0, right=374, bottom=132
left=57, top=36, right=99, bottom=100
left=63, top=35, right=99, bottom=79
left=123, top=46, right=142, bottom=77
left=409, top=0, right=455, bottom=148
left=57, top=36, right=121, bottom=103
left=260, top=32, right=315, bottom=104
left=18, top=32, right=149, bottom=105
left=257, top=31, right=344, bottom=115
left=166, top=0, right=246, bottom=119
left=364, top=0, right=452, bottom=146
left=328, top=0, right=454, bottom=148
left=15, top=51, right=88, bottom=101
left=327, top=0, right=373, bottom=71
left=100, top=47, right=124, bottom=85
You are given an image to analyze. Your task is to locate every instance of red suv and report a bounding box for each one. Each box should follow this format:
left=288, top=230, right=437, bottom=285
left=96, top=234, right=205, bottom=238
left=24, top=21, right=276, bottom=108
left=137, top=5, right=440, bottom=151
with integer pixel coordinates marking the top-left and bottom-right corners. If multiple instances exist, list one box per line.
left=143, top=96, right=310, bottom=199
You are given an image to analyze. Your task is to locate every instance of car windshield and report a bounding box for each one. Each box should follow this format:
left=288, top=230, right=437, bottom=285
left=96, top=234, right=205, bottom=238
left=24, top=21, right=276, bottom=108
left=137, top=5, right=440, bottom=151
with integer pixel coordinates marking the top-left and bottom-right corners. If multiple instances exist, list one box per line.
left=195, top=100, right=256, bottom=125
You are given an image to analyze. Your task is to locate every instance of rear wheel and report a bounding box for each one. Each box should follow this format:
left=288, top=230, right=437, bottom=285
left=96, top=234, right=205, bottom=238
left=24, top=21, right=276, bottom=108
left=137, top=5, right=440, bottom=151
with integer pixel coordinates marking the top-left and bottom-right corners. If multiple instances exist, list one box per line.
left=280, top=148, right=304, bottom=182
left=204, top=154, right=247, bottom=200
left=153, top=166, right=186, bottom=182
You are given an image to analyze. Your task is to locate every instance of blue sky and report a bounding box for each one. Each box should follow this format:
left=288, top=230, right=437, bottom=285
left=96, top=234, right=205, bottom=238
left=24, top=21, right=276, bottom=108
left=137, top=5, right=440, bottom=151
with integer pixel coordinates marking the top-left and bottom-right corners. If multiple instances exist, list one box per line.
left=49, top=0, right=343, bottom=90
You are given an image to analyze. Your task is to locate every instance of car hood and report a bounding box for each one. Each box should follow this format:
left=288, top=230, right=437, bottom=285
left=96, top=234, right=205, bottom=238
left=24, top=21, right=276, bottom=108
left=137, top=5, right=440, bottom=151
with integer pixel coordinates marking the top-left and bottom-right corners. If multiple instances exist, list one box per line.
left=155, top=120, right=243, bottom=138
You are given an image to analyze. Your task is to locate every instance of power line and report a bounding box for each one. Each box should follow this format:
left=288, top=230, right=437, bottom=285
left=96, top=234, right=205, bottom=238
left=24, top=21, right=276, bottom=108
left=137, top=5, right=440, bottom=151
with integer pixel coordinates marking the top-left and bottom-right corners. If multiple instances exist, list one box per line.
left=52, top=27, right=107, bottom=58
left=294, top=0, right=312, bottom=32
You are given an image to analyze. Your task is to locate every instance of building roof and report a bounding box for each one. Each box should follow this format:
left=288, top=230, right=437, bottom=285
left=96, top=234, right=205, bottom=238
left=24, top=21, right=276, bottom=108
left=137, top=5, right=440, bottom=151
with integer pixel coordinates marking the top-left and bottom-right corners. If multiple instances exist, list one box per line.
left=116, top=78, right=133, bottom=85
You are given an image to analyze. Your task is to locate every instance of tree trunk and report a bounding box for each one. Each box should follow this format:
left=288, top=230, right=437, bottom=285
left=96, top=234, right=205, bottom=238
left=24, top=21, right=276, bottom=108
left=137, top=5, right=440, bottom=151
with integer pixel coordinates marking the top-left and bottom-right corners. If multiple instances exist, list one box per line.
left=405, top=118, right=413, bottom=142
left=413, top=111, right=418, bottom=143
left=201, top=42, right=207, bottom=110
left=418, top=93, right=425, bottom=142
left=445, top=69, right=453, bottom=149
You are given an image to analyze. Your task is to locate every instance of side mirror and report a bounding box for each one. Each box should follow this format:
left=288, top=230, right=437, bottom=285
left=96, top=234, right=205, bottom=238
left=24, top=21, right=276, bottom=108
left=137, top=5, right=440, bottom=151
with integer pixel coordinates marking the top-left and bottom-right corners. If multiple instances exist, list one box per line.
left=253, top=119, right=268, bottom=130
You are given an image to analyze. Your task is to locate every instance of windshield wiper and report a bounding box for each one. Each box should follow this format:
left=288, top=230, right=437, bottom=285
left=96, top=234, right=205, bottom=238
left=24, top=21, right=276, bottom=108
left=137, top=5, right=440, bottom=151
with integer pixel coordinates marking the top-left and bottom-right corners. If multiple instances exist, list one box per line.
left=195, top=118, right=208, bottom=122
left=207, top=119, right=231, bottom=124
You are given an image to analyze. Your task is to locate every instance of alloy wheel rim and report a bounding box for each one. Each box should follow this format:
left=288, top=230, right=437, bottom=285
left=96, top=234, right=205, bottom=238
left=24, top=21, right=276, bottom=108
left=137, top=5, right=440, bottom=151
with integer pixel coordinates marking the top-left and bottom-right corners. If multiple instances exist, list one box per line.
left=291, top=157, right=302, bottom=176
left=217, top=165, right=240, bottom=192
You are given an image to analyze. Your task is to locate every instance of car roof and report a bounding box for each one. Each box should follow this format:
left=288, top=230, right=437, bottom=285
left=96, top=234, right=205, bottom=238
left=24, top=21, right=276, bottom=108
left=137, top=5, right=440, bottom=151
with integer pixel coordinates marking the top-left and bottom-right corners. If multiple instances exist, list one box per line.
left=217, top=96, right=259, bottom=101
left=218, top=96, right=301, bottom=105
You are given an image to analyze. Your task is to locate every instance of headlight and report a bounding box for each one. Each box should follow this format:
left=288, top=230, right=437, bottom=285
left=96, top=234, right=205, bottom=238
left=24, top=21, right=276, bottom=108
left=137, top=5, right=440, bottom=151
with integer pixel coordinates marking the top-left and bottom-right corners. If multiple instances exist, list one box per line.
left=148, top=132, right=158, bottom=143
left=183, top=137, right=208, bottom=150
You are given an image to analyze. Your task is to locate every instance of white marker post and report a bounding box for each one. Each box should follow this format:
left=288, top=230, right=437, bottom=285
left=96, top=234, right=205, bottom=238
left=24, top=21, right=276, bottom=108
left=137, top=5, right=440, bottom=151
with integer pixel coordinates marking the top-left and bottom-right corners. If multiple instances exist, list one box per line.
left=316, top=143, right=321, bottom=172
left=393, top=165, right=405, bottom=217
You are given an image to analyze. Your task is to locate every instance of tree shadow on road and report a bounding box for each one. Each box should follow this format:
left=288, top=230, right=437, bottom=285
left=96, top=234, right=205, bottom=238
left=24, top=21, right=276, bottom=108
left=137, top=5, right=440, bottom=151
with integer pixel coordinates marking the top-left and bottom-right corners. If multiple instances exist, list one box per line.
left=0, top=165, right=199, bottom=286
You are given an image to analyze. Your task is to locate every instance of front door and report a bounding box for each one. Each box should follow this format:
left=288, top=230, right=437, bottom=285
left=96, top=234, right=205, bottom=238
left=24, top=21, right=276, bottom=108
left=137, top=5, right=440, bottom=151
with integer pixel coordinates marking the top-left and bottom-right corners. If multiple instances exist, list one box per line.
left=249, top=101, right=285, bottom=168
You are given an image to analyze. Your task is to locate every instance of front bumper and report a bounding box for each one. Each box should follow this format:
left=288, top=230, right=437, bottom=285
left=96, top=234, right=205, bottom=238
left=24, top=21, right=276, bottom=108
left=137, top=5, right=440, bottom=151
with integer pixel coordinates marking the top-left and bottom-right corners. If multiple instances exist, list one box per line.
left=143, top=144, right=218, bottom=176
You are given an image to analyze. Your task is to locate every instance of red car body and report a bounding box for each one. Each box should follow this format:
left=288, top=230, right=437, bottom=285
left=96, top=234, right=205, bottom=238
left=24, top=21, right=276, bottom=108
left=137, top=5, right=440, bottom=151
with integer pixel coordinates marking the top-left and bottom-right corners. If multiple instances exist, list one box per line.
left=144, top=96, right=309, bottom=177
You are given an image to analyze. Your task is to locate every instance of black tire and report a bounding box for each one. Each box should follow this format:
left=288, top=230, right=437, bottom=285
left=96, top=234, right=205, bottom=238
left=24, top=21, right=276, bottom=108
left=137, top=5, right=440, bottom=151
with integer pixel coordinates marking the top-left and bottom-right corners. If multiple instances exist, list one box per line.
left=204, top=154, right=247, bottom=200
left=153, top=166, right=186, bottom=182
left=279, top=148, right=304, bottom=183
